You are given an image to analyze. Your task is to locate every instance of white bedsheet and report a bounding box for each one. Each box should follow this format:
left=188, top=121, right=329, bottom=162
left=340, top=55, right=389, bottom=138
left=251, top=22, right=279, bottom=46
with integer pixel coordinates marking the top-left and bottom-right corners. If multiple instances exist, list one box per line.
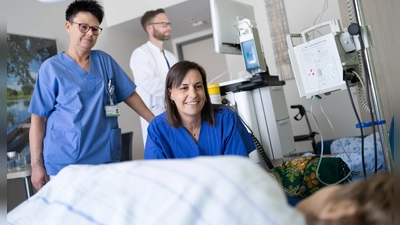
left=7, top=156, right=305, bottom=225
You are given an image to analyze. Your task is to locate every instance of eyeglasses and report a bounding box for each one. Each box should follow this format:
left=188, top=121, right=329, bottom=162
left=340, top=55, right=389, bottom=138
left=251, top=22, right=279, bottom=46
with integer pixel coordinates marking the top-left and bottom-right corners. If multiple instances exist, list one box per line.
left=148, top=22, right=171, bottom=28
left=70, top=21, right=103, bottom=35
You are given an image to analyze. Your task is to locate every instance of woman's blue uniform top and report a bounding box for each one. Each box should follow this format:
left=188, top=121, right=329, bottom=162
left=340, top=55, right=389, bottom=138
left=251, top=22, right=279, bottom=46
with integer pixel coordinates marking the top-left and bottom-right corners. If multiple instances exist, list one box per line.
left=28, top=50, right=136, bottom=175
left=144, top=107, right=256, bottom=159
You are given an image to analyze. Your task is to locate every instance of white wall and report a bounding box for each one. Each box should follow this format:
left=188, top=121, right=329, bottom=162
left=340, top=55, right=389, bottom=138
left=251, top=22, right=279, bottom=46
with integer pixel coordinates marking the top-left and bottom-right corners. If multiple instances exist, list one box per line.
left=174, top=0, right=362, bottom=152
left=253, top=0, right=359, bottom=151
left=7, top=0, right=371, bottom=157
left=337, top=0, right=397, bottom=127
left=181, top=37, right=229, bottom=84
left=7, top=0, right=149, bottom=160
left=234, top=1, right=363, bottom=148
left=7, top=0, right=185, bottom=211
left=102, top=0, right=185, bottom=27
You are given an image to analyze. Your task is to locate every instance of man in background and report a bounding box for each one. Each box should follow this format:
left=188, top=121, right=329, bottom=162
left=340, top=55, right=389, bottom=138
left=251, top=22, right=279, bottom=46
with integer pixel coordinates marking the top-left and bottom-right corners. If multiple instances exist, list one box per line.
left=130, top=8, right=178, bottom=147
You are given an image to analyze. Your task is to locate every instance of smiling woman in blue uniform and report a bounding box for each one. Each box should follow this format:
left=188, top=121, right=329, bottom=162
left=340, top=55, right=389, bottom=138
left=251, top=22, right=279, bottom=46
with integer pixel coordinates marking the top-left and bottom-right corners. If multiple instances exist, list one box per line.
left=28, top=0, right=154, bottom=191
left=144, top=61, right=256, bottom=159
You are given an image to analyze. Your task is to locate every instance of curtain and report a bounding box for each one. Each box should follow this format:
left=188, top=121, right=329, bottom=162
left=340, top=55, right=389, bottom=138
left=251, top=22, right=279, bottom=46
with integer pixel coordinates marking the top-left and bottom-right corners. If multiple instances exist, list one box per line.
left=264, top=0, right=293, bottom=80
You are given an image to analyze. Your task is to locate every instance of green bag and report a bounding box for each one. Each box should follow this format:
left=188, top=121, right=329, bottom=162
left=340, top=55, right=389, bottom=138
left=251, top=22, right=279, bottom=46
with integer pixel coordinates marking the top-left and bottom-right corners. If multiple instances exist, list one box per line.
left=268, top=156, right=351, bottom=198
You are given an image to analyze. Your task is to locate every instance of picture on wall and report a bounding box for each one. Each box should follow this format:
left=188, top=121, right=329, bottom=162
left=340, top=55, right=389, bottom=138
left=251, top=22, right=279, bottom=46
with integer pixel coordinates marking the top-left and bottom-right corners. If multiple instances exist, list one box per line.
left=7, top=34, right=58, bottom=153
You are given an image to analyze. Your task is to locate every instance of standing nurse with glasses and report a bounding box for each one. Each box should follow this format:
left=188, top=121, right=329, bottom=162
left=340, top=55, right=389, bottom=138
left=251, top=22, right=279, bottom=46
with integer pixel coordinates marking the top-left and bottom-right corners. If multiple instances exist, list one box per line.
left=28, top=0, right=154, bottom=191
left=130, top=8, right=178, bottom=148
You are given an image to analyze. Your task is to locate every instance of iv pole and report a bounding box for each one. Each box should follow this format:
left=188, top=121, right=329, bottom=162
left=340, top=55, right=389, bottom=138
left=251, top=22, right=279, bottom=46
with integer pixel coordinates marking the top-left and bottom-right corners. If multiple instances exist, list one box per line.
left=352, top=0, right=394, bottom=172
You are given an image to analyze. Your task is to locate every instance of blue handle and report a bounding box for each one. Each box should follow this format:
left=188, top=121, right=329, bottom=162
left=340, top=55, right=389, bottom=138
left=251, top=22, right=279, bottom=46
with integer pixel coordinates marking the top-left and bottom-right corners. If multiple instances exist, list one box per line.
left=355, top=120, right=386, bottom=128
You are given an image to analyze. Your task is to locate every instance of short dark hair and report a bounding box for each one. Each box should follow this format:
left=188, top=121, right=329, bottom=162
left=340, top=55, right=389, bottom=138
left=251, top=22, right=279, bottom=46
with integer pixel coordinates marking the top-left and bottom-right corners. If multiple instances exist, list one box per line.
left=165, top=60, right=223, bottom=128
left=65, top=0, right=104, bottom=24
left=140, top=8, right=165, bottom=32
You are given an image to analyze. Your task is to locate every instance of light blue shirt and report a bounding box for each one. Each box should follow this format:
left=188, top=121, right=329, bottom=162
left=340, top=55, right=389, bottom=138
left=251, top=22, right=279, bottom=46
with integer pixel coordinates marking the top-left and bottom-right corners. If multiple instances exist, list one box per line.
left=144, top=107, right=256, bottom=159
left=29, top=50, right=136, bottom=175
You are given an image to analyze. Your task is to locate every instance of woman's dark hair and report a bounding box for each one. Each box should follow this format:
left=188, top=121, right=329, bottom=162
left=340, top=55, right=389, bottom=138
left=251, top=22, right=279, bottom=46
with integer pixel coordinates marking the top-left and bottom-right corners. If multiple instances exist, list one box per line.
left=140, top=8, right=165, bottom=32
left=65, top=0, right=104, bottom=24
left=165, top=60, right=222, bottom=128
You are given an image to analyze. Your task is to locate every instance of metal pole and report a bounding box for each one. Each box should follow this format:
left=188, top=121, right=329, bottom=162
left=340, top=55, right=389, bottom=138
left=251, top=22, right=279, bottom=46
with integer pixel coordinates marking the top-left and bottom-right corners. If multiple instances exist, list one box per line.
left=24, top=176, right=33, bottom=198
left=352, top=0, right=394, bottom=172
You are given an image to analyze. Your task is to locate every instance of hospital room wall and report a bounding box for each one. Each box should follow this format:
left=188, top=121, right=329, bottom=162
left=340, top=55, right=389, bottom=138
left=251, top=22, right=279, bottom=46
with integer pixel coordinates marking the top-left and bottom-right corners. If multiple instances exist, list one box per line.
left=219, top=0, right=397, bottom=152
left=336, top=0, right=397, bottom=133
left=215, top=0, right=363, bottom=152
left=248, top=0, right=362, bottom=149
left=6, top=0, right=151, bottom=161
left=242, top=0, right=396, bottom=152
left=6, top=0, right=149, bottom=211
left=6, top=0, right=396, bottom=158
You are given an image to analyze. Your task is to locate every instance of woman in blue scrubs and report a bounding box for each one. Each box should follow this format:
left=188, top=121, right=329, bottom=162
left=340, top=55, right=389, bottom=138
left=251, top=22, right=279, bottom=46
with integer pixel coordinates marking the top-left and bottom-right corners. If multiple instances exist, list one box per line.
left=29, top=0, right=154, bottom=191
left=144, top=61, right=256, bottom=159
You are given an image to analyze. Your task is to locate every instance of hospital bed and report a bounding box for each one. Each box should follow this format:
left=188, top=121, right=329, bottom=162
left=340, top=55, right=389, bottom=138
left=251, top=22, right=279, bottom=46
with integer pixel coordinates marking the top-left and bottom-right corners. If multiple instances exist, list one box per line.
left=7, top=156, right=306, bottom=225
left=284, top=116, right=394, bottom=206
left=7, top=117, right=394, bottom=223
left=317, top=116, right=394, bottom=178
left=289, top=104, right=394, bottom=178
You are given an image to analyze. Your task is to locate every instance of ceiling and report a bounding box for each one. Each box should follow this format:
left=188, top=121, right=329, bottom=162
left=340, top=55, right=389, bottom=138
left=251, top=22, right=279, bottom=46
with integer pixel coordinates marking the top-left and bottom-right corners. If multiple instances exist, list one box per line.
left=109, top=0, right=213, bottom=38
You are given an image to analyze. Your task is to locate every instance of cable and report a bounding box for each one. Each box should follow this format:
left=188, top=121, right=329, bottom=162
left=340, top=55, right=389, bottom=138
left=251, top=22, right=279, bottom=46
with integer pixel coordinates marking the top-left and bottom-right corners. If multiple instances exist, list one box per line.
left=346, top=0, right=368, bottom=113
left=349, top=13, right=378, bottom=174
left=352, top=71, right=364, bottom=88
left=319, top=106, right=353, bottom=168
left=348, top=0, right=377, bottom=176
left=312, top=0, right=329, bottom=27
left=221, top=98, right=274, bottom=169
left=307, top=0, right=329, bottom=40
left=346, top=0, right=356, bottom=23
left=308, top=97, right=353, bottom=185
left=353, top=70, right=371, bottom=112
left=208, top=70, right=232, bottom=84
left=347, top=0, right=370, bottom=116
left=344, top=74, right=366, bottom=179
left=251, top=133, right=275, bottom=170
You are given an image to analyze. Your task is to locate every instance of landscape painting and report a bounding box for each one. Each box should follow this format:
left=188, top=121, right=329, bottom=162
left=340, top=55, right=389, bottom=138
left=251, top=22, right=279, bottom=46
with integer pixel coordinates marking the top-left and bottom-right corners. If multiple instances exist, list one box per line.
left=7, top=34, right=58, bottom=153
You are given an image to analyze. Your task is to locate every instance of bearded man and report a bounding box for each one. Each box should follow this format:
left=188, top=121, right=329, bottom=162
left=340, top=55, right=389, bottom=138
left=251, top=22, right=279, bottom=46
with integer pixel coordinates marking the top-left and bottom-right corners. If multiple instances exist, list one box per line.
left=130, top=8, right=178, bottom=147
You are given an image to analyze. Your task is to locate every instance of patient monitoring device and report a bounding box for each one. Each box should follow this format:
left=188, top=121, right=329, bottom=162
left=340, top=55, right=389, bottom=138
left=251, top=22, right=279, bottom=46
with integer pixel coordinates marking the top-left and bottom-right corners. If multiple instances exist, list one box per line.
left=237, top=19, right=268, bottom=75
left=286, top=20, right=361, bottom=99
left=210, top=0, right=296, bottom=161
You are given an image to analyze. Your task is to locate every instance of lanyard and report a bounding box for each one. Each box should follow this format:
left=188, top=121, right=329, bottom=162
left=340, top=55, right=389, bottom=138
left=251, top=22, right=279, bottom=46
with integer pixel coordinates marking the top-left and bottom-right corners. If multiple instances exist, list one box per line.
left=107, top=80, right=115, bottom=105
left=162, top=50, right=171, bottom=70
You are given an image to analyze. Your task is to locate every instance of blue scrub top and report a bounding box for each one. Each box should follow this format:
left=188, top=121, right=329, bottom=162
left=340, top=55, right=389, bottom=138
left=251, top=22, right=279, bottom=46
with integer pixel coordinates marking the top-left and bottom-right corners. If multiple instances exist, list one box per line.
left=144, top=107, right=256, bottom=159
left=28, top=50, right=136, bottom=175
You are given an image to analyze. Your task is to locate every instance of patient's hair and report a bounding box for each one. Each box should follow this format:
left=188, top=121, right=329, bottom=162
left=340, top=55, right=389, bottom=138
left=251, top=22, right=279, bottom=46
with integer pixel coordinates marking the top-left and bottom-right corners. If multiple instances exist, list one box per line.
left=306, top=172, right=393, bottom=225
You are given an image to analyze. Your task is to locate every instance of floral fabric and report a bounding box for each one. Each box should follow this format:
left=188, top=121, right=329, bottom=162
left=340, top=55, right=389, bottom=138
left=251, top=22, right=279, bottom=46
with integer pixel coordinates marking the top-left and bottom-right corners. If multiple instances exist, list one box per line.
left=268, top=156, right=351, bottom=198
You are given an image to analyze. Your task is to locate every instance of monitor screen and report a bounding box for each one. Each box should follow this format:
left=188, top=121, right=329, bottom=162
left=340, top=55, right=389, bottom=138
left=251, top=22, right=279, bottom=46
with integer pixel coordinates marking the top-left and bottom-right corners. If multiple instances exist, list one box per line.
left=209, top=0, right=256, bottom=55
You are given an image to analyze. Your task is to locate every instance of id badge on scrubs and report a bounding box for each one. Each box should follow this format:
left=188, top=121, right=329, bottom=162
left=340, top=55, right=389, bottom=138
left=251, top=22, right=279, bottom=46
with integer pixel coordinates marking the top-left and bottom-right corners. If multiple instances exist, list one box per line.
left=105, top=105, right=120, bottom=117
left=105, top=80, right=120, bottom=117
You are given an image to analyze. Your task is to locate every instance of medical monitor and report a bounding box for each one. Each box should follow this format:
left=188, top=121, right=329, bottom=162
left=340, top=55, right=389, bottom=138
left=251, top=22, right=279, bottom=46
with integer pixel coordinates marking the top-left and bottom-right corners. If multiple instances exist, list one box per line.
left=210, top=0, right=256, bottom=55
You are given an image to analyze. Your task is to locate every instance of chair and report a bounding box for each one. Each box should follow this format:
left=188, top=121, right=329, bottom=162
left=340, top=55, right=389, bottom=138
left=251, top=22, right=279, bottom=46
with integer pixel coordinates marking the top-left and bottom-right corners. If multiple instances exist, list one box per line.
left=290, top=105, right=318, bottom=154
left=120, top=132, right=133, bottom=162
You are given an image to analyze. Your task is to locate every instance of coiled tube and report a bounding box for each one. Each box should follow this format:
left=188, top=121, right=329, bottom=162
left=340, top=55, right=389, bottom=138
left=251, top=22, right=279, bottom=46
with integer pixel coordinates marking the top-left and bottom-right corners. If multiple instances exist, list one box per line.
left=251, top=133, right=274, bottom=169
left=222, top=98, right=274, bottom=169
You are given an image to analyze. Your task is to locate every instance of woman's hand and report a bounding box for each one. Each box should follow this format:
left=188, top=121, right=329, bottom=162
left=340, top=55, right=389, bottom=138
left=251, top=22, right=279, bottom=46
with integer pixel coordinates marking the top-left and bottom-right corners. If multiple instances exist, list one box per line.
left=31, top=166, right=50, bottom=191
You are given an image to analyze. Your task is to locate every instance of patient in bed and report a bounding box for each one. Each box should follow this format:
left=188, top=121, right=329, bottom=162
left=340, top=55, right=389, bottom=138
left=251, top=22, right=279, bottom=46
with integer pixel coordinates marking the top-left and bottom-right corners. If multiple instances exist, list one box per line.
left=297, top=171, right=393, bottom=225
left=7, top=156, right=392, bottom=225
